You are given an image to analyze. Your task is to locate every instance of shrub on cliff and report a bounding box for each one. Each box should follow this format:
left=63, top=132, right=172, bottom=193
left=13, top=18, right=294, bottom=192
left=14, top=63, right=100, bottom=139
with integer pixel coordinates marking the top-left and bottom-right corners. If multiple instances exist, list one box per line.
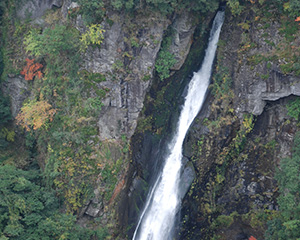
left=265, top=132, right=300, bottom=239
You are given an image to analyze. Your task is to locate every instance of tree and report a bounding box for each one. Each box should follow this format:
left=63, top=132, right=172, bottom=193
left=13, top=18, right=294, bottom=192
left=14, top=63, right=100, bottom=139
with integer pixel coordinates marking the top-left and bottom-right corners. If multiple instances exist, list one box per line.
left=0, top=94, right=11, bottom=125
left=0, top=164, right=104, bottom=240
left=80, top=24, right=105, bottom=51
left=20, top=58, right=43, bottom=81
left=15, top=99, right=56, bottom=131
left=265, top=132, right=300, bottom=239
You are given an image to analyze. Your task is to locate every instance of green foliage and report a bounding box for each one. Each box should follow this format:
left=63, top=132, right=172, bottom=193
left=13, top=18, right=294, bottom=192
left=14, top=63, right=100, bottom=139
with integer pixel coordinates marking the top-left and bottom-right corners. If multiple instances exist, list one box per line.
left=0, top=48, right=3, bottom=79
left=76, top=0, right=105, bottom=24
left=130, top=37, right=140, bottom=48
left=80, top=24, right=105, bottom=51
left=0, top=95, right=11, bottom=125
left=24, top=25, right=80, bottom=58
left=0, top=94, right=12, bottom=148
left=286, top=97, right=300, bottom=121
left=227, top=0, right=244, bottom=16
left=265, top=218, right=287, bottom=240
left=22, top=23, right=109, bottom=213
left=143, top=0, right=219, bottom=15
left=211, top=66, right=233, bottom=99
left=282, top=0, right=300, bottom=17
left=155, top=51, right=176, bottom=81
left=266, top=132, right=300, bottom=239
left=111, top=0, right=124, bottom=10
left=247, top=54, right=268, bottom=66
left=0, top=164, right=104, bottom=239
left=76, top=0, right=219, bottom=24
left=279, top=18, right=298, bottom=42
left=211, top=213, right=236, bottom=230
left=155, top=33, right=176, bottom=81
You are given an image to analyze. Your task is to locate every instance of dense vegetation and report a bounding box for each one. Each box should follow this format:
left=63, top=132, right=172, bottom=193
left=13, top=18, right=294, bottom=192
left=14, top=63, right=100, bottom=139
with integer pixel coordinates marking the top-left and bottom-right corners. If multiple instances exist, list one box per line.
left=0, top=0, right=113, bottom=238
left=0, top=164, right=108, bottom=240
left=76, top=0, right=220, bottom=24
left=265, top=132, right=300, bottom=239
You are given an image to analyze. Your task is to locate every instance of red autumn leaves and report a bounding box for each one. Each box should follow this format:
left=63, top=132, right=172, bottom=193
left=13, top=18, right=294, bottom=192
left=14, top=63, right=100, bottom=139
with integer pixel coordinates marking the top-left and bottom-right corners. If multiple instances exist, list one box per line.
left=249, top=236, right=257, bottom=240
left=295, top=16, right=300, bottom=25
left=20, top=58, right=43, bottom=81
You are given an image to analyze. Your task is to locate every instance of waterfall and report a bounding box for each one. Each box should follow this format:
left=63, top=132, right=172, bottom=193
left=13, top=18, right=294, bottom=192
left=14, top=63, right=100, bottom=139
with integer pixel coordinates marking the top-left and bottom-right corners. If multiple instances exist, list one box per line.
left=133, top=11, right=225, bottom=240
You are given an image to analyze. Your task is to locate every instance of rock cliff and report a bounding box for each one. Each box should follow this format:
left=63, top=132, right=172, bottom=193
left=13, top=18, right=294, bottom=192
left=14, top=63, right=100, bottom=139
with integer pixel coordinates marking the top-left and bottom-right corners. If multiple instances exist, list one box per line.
left=178, top=5, right=300, bottom=240
left=2, top=0, right=300, bottom=239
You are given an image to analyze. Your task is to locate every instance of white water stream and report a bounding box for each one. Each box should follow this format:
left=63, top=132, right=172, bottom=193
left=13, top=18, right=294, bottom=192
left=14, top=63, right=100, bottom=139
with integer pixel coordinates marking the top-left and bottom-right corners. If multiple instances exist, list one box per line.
left=133, top=11, right=225, bottom=240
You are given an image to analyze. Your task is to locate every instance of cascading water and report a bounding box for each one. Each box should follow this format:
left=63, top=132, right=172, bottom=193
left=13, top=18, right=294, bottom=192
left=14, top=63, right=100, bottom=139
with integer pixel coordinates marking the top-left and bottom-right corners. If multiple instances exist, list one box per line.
left=133, top=11, right=225, bottom=240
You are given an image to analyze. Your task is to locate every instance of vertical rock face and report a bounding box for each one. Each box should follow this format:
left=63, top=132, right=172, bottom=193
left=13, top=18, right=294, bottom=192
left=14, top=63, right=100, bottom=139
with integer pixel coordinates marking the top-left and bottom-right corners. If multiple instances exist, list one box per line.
left=83, top=12, right=169, bottom=140
left=221, top=15, right=300, bottom=117
left=16, top=0, right=62, bottom=20
left=2, top=76, right=30, bottom=118
left=179, top=7, right=300, bottom=240
left=71, top=7, right=199, bottom=141
left=120, top=13, right=216, bottom=238
left=169, top=12, right=197, bottom=71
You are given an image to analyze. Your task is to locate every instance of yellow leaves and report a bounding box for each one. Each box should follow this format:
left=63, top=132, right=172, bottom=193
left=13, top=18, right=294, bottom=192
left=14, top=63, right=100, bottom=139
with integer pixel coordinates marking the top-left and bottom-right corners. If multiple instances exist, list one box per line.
left=16, top=99, right=56, bottom=131
left=76, top=116, right=94, bottom=124
left=80, top=24, right=105, bottom=51
left=238, top=22, right=250, bottom=30
left=47, top=144, right=54, bottom=153
left=238, top=42, right=252, bottom=54
left=283, top=2, right=290, bottom=11
left=97, top=163, right=103, bottom=168
left=242, top=114, right=254, bottom=134
left=65, top=184, right=82, bottom=213
left=1, top=127, right=15, bottom=142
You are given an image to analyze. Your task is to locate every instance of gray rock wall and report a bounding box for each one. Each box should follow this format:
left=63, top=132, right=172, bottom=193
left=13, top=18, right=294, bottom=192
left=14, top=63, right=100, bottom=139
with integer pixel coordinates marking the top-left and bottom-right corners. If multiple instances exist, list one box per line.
left=220, top=13, right=300, bottom=117
left=179, top=8, right=300, bottom=240
left=17, top=0, right=62, bottom=20
left=10, top=1, right=198, bottom=142
left=2, top=76, right=30, bottom=118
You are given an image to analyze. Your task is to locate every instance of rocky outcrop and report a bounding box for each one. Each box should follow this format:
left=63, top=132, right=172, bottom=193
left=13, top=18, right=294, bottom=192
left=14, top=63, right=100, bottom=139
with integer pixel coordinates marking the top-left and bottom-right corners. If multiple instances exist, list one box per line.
left=16, top=0, right=62, bottom=20
left=2, top=76, right=30, bottom=118
left=179, top=7, right=300, bottom=240
left=62, top=4, right=199, bottom=140
left=170, top=12, right=197, bottom=71
left=85, top=12, right=169, bottom=140
left=221, top=13, right=300, bottom=117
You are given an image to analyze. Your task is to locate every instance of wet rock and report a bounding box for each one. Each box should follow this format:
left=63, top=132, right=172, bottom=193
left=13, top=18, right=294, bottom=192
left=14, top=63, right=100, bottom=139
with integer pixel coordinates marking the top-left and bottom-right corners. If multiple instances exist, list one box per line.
left=178, top=162, right=196, bottom=200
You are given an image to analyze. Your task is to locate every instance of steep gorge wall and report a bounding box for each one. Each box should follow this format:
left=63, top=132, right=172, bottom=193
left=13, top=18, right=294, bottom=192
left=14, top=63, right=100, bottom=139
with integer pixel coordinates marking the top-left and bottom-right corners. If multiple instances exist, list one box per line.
left=179, top=4, right=300, bottom=240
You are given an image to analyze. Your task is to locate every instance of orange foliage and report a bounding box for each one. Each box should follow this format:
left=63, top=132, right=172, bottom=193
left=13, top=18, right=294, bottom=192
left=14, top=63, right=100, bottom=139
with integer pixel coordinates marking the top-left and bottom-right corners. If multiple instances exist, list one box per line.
left=295, top=16, right=300, bottom=22
left=249, top=236, right=257, bottom=240
left=16, top=99, right=56, bottom=131
left=20, top=58, right=43, bottom=81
